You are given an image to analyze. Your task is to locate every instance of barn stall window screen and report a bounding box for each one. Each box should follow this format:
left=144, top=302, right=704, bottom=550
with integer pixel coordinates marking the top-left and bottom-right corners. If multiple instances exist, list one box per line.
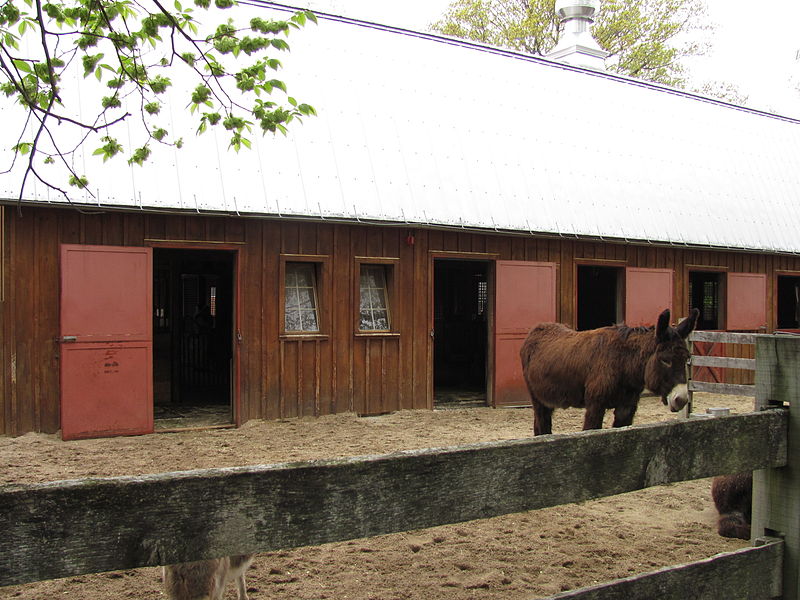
left=359, top=265, right=391, bottom=331
left=284, top=262, right=320, bottom=332
left=477, top=280, right=488, bottom=316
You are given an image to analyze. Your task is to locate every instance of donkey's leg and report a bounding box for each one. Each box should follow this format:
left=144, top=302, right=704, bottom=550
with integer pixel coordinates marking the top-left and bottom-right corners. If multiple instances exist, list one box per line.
left=582, top=404, right=605, bottom=430
left=532, top=400, right=553, bottom=436
left=612, top=401, right=638, bottom=428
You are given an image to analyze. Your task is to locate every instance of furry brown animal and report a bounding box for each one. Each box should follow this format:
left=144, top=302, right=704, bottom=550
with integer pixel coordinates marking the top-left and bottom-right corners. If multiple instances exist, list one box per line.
left=520, top=308, right=699, bottom=435
left=163, top=554, right=254, bottom=600
left=711, top=472, right=752, bottom=540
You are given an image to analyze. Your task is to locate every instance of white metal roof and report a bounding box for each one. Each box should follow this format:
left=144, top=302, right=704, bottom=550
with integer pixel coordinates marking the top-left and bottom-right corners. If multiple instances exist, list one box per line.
left=3, top=5, right=800, bottom=253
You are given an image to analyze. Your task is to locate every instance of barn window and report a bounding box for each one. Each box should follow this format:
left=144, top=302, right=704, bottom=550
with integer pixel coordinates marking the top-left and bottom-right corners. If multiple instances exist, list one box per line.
left=359, top=264, right=391, bottom=331
left=689, top=271, right=723, bottom=330
left=777, top=275, right=800, bottom=330
left=284, top=262, right=320, bottom=332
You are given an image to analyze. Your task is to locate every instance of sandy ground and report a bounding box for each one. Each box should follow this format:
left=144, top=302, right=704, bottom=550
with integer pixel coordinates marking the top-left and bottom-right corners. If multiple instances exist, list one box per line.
left=0, top=393, right=752, bottom=599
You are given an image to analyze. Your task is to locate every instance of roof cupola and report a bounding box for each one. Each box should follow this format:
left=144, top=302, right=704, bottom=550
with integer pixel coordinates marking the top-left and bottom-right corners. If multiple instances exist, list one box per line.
left=546, top=0, right=609, bottom=70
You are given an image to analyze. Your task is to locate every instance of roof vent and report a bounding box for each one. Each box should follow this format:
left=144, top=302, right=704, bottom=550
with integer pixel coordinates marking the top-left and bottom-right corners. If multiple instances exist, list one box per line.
left=546, top=0, right=609, bottom=70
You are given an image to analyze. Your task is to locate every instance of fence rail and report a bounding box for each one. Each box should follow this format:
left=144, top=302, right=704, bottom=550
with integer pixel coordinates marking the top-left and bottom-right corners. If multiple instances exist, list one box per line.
left=0, top=410, right=787, bottom=588
left=548, top=539, right=783, bottom=600
left=4, top=334, right=800, bottom=599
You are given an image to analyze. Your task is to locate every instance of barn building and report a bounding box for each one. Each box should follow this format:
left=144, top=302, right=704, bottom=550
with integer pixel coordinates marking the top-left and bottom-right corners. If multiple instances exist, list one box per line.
left=1, top=3, right=800, bottom=438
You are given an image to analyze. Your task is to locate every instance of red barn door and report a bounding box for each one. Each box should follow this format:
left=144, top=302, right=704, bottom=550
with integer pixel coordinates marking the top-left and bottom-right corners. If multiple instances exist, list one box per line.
left=727, top=272, right=767, bottom=331
left=60, top=245, right=153, bottom=440
left=625, top=267, right=673, bottom=326
left=493, top=261, right=557, bottom=408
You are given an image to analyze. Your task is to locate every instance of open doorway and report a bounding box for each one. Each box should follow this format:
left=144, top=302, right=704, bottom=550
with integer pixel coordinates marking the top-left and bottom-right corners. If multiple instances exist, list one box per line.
left=689, top=271, right=724, bottom=330
left=577, top=265, right=623, bottom=330
left=433, top=259, right=489, bottom=408
left=777, top=275, right=800, bottom=331
left=153, top=248, right=235, bottom=429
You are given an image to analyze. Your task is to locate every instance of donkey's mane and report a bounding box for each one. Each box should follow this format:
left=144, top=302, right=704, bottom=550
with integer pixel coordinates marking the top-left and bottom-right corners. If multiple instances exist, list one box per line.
left=608, top=323, right=654, bottom=341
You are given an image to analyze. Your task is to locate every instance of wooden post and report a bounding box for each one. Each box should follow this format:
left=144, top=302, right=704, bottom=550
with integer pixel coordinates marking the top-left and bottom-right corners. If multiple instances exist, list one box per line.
left=752, top=335, right=800, bottom=599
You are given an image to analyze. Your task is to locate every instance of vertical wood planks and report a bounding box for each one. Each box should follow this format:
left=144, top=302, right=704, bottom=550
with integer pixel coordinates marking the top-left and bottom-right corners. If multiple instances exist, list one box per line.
left=0, top=207, right=8, bottom=434
left=7, top=205, right=800, bottom=434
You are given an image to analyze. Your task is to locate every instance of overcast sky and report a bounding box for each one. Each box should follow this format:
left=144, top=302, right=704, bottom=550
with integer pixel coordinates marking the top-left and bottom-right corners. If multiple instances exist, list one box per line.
left=302, top=0, right=800, bottom=118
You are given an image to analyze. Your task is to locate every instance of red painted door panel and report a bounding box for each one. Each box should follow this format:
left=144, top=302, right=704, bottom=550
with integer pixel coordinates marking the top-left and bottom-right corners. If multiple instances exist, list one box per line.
left=60, top=343, right=153, bottom=439
left=60, top=245, right=153, bottom=440
left=625, top=267, right=673, bottom=327
left=727, top=272, right=767, bottom=331
left=493, top=261, right=557, bottom=408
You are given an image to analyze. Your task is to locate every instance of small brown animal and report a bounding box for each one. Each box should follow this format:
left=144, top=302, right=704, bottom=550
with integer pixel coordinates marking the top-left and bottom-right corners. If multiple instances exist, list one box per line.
left=711, top=472, right=752, bottom=540
left=163, top=554, right=255, bottom=600
left=520, top=308, right=699, bottom=435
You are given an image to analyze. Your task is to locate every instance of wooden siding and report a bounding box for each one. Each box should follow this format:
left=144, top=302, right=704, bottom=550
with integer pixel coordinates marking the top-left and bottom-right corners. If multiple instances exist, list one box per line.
left=2, top=205, right=800, bottom=435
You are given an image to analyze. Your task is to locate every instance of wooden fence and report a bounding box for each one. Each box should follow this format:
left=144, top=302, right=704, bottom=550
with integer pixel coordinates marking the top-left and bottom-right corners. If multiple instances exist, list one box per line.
left=1, top=335, right=800, bottom=598
left=688, top=330, right=757, bottom=402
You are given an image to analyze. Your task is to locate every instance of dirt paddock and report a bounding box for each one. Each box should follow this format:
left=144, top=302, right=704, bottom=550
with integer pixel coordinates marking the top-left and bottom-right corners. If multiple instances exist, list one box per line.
left=1, top=393, right=751, bottom=599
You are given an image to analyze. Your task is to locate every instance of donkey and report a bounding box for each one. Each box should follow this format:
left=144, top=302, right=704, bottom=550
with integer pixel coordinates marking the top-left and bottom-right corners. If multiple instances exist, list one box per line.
left=163, top=555, right=255, bottom=600
left=520, top=308, right=699, bottom=435
left=711, top=472, right=752, bottom=540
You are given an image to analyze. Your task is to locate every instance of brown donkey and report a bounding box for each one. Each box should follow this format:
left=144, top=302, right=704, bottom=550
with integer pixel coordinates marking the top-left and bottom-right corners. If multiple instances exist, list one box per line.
left=520, top=308, right=699, bottom=435
left=163, top=555, right=255, bottom=600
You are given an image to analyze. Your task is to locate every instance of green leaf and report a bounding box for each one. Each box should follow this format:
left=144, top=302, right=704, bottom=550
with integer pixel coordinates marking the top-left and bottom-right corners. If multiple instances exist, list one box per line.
left=267, top=79, right=286, bottom=93
left=128, top=145, right=151, bottom=165
left=68, top=175, right=89, bottom=189
left=12, top=142, right=32, bottom=155
left=12, top=59, right=31, bottom=74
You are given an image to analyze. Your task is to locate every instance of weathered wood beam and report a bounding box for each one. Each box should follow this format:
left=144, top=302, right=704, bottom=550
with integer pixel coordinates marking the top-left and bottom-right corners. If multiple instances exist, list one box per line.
left=689, top=381, right=756, bottom=397
left=0, top=411, right=787, bottom=587
left=544, top=539, right=783, bottom=600
left=691, top=355, right=756, bottom=370
left=690, top=331, right=758, bottom=344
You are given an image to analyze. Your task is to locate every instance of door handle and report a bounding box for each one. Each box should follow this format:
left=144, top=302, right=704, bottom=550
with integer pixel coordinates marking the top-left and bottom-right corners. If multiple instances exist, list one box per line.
left=62, top=335, right=77, bottom=343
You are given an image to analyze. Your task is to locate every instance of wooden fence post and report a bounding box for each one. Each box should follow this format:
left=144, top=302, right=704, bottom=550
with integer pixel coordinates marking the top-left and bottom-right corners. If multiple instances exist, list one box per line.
left=753, top=335, right=800, bottom=599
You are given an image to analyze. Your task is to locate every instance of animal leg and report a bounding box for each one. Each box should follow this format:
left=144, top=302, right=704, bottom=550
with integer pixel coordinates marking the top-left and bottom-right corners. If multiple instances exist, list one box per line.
left=532, top=400, right=553, bottom=436
left=612, top=403, right=637, bottom=428
left=582, top=405, right=605, bottom=430
left=717, top=512, right=751, bottom=540
left=236, top=573, right=248, bottom=600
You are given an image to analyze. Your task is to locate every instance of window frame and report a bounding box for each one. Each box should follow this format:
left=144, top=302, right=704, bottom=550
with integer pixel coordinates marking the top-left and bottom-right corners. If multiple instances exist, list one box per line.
left=354, top=257, right=399, bottom=337
left=279, top=254, right=330, bottom=339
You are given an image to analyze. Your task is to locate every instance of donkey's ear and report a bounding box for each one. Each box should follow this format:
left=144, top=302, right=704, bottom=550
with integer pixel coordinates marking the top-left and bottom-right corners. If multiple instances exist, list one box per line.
left=655, top=309, right=671, bottom=341
left=676, top=307, right=700, bottom=339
